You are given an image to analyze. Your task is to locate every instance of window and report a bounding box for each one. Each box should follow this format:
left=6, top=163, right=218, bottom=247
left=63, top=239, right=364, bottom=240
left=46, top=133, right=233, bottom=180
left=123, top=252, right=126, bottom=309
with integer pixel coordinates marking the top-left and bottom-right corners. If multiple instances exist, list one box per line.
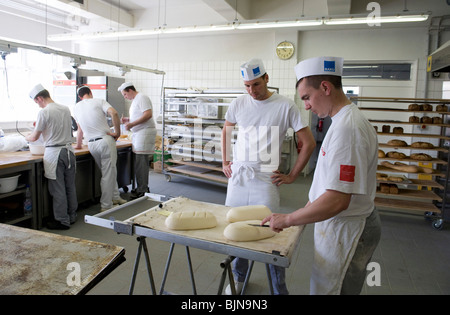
left=0, top=48, right=55, bottom=122
left=343, top=63, right=411, bottom=80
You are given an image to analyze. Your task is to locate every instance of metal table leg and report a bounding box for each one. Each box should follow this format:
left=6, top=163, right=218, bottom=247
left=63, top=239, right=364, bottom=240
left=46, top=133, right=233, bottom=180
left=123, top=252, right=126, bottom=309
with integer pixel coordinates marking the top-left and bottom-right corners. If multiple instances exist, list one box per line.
left=159, top=243, right=197, bottom=295
left=129, top=236, right=156, bottom=295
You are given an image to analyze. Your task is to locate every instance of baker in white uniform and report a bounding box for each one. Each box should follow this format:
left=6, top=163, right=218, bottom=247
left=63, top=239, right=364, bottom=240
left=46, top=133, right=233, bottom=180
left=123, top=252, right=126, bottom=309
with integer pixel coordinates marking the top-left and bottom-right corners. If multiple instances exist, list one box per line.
left=73, top=86, right=126, bottom=211
left=262, top=56, right=382, bottom=295
left=222, top=59, right=316, bottom=295
left=118, top=82, right=156, bottom=199
left=26, top=84, right=77, bottom=230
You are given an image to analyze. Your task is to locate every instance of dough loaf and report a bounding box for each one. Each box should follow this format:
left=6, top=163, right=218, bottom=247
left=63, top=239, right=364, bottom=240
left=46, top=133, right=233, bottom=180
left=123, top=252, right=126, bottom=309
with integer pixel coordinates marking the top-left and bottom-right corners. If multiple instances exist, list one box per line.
left=223, top=220, right=276, bottom=242
left=165, top=210, right=217, bottom=230
left=226, top=205, right=272, bottom=223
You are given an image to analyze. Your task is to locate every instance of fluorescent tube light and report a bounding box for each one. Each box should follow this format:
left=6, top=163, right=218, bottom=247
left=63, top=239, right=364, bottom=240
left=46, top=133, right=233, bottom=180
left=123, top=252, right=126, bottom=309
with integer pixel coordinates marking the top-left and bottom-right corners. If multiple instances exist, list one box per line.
left=324, top=14, right=428, bottom=25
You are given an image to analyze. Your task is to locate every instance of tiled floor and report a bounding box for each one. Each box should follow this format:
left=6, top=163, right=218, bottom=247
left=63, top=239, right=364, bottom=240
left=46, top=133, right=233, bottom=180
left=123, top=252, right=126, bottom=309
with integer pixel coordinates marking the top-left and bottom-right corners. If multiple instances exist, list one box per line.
left=44, top=170, right=450, bottom=295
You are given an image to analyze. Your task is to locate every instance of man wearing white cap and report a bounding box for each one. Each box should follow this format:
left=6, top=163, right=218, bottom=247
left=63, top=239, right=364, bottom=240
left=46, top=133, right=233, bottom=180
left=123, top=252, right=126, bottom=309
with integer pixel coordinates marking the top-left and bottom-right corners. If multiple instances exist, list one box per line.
left=221, top=58, right=315, bottom=295
left=262, top=56, right=381, bottom=294
left=118, top=82, right=156, bottom=199
left=26, top=84, right=77, bottom=229
left=73, top=85, right=126, bottom=211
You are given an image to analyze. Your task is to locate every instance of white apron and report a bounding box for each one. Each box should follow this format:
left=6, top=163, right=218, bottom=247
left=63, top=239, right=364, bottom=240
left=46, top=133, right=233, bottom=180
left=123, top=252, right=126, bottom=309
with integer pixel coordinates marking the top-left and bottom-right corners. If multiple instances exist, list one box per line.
left=225, top=161, right=279, bottom=211
left=43, top=143, right=74, bottom=180
left=131, top=128, right=156, bottom=154
left=310, top=215, right=366, bottom=295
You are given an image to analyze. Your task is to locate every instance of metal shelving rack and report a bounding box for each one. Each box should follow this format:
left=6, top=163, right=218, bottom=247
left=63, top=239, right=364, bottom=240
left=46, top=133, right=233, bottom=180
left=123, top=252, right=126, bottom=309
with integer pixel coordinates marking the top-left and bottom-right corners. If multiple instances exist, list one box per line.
left=161, top=86, right=284, bottom=186
left=351, top=96, right=450, bottom=230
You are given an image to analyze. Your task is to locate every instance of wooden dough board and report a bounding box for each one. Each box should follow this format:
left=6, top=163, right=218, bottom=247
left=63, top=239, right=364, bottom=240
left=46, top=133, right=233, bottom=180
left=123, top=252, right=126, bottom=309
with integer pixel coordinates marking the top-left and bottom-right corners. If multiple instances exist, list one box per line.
left=126, top=197, right=304, bottom=258
left=0, top=223, right=124, bottom=295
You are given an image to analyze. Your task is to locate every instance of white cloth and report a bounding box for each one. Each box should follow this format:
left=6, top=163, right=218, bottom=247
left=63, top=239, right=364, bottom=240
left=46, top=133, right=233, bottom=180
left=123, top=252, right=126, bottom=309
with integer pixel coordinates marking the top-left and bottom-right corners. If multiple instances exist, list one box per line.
left=129, top=93, right=156, bottom=132
left=308, top=103, right=378, bottom=294
left=88, top=136, right=120, bottom=209
left=34, top=103, right=74, bottom=179
left=308, top=103, right=378, bottom=218
left=311, top=215, right=366, bottom=295
left=225, top=92, right=305, bottom=170
left=129, top=93, right=156, bottom=154
left=73, top=98, right=112, bottom=140
left=294, top=56, right=344, bottom=81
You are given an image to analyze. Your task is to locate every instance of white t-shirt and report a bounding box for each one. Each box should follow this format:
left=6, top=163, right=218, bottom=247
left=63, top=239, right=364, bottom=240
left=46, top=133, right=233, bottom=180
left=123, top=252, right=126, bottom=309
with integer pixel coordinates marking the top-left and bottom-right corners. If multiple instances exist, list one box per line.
left=225, top=92, right=305, bottom=169
left=308, top=103, right=378, bottom=217
left=35, top=103, right=73, bottom=146
left=129, top=93, right=155, bottom=132
left=73, top=98, right=112, bottom=140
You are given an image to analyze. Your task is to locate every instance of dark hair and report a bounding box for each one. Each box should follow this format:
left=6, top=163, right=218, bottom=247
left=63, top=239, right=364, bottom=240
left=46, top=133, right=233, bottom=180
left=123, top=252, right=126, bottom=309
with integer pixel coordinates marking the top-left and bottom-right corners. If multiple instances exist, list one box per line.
left=77, top=86, right=91, bottom=98
left=123, top=86, right=136, bottom=92
left=296, top=75, right=342, bottom=89
left=35, top=89, right=50, bottom=99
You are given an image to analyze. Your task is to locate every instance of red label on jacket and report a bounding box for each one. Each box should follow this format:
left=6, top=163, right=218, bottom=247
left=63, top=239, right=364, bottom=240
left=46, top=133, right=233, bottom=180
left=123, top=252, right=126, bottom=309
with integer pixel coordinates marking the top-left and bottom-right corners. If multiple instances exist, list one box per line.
left=340, top=165, right=355, bottom=182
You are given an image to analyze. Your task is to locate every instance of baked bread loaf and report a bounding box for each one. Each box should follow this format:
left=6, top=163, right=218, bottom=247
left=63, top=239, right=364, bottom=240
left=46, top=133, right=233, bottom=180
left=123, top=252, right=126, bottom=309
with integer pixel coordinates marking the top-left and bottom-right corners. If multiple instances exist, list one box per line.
left=411, top=141, right=434, bottom=148
left=410, top=153, right=432, bottom=161
left=393, top=127, right=404, bottom=134
left=389, top=184, right=399, bottom=194
left=379, top=183, right=399, bottom=194
left=420, top=116, right=432, bottom=124
left=382, top=125, right=390, bottom=133
left=432, top=117, right=443, bottom=124
left=386, top=151, right=407, bottom=159
left=378, top=150, right=386, bottom=158
left=409, top=116, right=420, bottom=123
left=422, top=104, right=432, bottom=111
left=376, top=173, right=388, bottom=180
left=408, top=104, right=420, bottom=111
left=387, top=176, right=404, bottom=182
left=436, top=104, right=448, bottom=112
left=380, top=183, right=390, bottom=193
left=387, top=139, right=407, bottom=147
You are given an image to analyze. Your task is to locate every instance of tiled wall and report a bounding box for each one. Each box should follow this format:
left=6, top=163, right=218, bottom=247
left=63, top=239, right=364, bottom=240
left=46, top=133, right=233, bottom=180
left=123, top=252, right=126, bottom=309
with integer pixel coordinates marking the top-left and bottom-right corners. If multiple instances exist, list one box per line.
left=88, top=57, right=301, bottom=122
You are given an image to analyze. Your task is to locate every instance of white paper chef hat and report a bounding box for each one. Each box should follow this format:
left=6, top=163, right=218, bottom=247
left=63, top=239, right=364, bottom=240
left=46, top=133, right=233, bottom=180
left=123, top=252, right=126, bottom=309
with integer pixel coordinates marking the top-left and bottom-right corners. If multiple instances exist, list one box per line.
left=29, top=83, right=45, bottom=99
left=240, top=59, right=266, bottom=81
left=117, top=82, right=134, bottom=92
left=294, top=56, right=344, bottom=81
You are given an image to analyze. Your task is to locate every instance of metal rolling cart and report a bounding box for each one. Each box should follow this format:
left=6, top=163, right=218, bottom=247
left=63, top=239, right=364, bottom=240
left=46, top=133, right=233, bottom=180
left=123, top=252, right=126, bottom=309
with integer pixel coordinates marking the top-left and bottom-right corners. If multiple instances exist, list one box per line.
left=85, top=194, right=305, bottom=295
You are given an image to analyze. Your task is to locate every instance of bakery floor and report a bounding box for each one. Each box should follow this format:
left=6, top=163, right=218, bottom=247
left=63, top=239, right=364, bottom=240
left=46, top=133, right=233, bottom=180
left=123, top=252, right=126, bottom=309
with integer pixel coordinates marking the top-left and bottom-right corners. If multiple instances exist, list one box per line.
left=43, top=170, right=450, bottom=295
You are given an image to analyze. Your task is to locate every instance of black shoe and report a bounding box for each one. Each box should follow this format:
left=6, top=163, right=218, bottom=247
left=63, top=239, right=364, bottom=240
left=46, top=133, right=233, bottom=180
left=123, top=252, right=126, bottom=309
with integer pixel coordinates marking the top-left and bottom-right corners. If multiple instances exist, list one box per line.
left=47, top=220, right=70, bottom=230
left=130, top=191, right=145, bottom=200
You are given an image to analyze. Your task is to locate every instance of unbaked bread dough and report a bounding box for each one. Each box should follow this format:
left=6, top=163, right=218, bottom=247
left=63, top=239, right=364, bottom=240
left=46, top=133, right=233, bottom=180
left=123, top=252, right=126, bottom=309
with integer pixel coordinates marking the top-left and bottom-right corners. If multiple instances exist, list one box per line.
left=223, top=220, right=276, bottom=242
left=226, top=205, right=272, bottom=223
left=165, top=210, right=217, bottom=230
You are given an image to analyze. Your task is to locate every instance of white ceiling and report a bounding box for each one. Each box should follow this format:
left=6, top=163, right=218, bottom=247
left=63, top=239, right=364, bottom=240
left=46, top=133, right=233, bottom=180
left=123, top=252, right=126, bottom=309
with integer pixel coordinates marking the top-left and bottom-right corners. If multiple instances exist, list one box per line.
left=1, top=0, right=449, bottom=36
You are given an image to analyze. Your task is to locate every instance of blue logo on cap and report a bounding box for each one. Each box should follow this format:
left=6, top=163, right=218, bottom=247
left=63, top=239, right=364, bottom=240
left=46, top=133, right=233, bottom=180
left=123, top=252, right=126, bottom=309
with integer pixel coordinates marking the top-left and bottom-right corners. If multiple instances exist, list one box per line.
left=252, top=66, right=261, bottom=77
left=324, top=60, right=335, bottom=72
left=241, top=70, right=245, bottom=78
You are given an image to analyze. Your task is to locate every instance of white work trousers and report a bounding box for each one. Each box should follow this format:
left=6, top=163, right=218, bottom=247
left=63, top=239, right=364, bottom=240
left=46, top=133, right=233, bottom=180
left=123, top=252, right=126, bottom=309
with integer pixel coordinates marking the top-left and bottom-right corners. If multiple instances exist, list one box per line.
left=88, top=136, right=120, bottom=209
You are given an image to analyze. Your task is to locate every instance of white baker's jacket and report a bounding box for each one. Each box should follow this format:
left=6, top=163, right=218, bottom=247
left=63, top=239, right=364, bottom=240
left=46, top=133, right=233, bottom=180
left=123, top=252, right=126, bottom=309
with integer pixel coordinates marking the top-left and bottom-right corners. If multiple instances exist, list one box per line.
left=308, top=104, right=378, bottom=294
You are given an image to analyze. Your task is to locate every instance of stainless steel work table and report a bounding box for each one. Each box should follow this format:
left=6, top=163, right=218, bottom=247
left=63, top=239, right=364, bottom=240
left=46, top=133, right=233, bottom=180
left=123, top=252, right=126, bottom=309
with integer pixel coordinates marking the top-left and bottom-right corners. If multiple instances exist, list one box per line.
left=85, top=195, right=305, bottom=295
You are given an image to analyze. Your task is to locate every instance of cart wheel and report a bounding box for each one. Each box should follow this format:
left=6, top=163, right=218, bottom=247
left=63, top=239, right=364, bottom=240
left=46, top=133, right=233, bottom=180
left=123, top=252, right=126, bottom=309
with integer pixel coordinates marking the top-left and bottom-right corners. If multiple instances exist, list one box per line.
left=165, top=175, right=172, bottom=182
left=432, top=219, right=444, bottom=230
left=424, top=211, right=435, bottom=221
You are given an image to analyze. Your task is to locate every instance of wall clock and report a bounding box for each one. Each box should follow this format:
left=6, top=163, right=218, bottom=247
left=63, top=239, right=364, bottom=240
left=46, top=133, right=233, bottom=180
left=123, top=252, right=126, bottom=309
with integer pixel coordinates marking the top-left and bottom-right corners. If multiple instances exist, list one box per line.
left=276, top=41, right=295, bottom=60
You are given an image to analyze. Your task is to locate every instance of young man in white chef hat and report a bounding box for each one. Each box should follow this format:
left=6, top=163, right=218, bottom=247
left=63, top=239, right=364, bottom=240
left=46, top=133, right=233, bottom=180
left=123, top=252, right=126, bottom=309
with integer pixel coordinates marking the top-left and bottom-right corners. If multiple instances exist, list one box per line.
left=262, top=56, right=381, bottom=294
left=117, top=82, right=156, bottom=199
left=73, top=85, right=126, bottom=211
left=26, top=84, right=78, bottom=229
left=221, top=58, right=315, bottom=295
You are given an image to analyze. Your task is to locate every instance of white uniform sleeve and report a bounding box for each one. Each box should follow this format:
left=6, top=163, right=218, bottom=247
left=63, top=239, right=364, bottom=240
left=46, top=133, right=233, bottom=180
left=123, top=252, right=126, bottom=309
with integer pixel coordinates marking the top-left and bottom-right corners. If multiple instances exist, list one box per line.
left=288, top=102, right=306, bottom=132
left=325, top=124, right=369, bottom=195
left=225, top=99, right=238, bottom=124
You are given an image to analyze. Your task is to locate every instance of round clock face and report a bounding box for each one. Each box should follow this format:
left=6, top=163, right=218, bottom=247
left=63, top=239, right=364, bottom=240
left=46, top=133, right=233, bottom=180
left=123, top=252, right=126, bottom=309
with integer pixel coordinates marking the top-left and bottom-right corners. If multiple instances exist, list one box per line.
left=276, top=41, right=295, bottom=60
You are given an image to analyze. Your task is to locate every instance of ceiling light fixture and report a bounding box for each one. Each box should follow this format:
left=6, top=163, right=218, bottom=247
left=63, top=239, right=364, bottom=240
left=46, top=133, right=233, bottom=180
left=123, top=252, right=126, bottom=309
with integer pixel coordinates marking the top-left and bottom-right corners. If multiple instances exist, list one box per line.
left=47, top=13, right=429, bottom=42
left=324, top=13, right=429, bottom=25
